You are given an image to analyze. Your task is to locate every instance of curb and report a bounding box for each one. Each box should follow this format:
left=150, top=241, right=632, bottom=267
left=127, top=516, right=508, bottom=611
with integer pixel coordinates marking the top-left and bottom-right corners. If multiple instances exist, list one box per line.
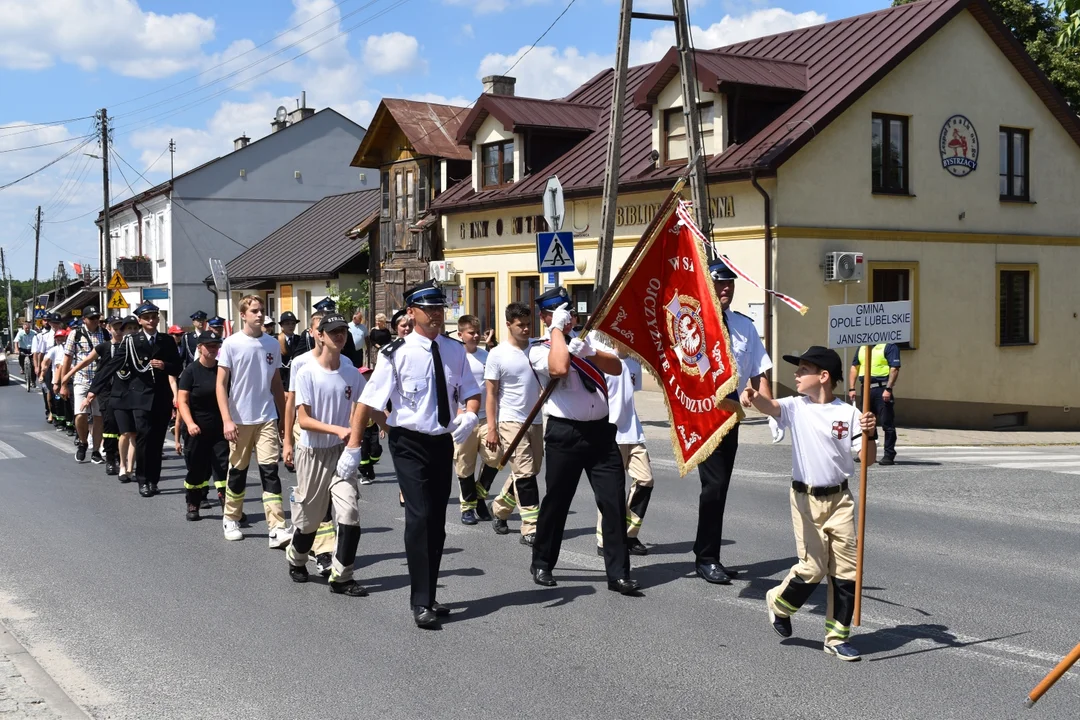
left=0, top=620, right=91, bottom=719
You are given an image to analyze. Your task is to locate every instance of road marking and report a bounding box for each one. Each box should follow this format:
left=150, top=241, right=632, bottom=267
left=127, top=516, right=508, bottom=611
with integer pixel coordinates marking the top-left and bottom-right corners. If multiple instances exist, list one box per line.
left=26, top=431, right=76, bottom=453
left=650, top=457, right=787, bottom=478
left=0, top=440, right=25, bottom=460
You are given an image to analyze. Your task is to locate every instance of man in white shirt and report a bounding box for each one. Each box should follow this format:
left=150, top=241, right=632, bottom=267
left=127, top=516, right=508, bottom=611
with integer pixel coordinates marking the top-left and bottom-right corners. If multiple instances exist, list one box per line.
left=349, top=310, right=368, bottom=367
left=527, top=288, right=639, bottom=595
left=216, top=294, right=290, bottom=547
left=484, top=303, right=543, bottom=542
left=338, top=280, right=481, bottom=628
left=594, top=347, right=652, bottom=557
left=453, top=314, right=500, bottom=527
left=287, top=313, right=368, bottom=596
left=34, top=314, right=63, bottom=421
left=693, top=257, right=774, bottom=585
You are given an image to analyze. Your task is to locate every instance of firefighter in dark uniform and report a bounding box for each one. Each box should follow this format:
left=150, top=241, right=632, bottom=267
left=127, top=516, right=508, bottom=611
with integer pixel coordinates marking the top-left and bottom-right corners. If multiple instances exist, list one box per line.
left=277, top=310, right=303, bottom=390
left=111, top=302, right=183, bottom=497
left=527, top=287, right=639, bottom=595
left=338, top=280, right=481, bottom=628
left=181, top=311, right=208, bottom=367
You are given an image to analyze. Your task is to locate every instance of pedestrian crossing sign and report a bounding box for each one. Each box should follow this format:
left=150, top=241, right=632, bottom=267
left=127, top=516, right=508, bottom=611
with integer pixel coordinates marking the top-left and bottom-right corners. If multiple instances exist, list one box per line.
left=107, top=270, right=128, bottom=290
left=107, top=290, right=129, bottom=310
left=536, top=231, right=575, bottom=273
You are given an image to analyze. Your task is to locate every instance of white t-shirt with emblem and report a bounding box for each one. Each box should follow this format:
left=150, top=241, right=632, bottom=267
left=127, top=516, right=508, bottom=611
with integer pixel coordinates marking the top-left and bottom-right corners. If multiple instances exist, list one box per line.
left=293, top=360, right=365, bottom=449
left=288, top=351, right=354, bottom=393
left=776, top=396, right=862, bottom=487
left=218, top=331, right=282, bottom=424
left=461, top=347, right=488, bottom=420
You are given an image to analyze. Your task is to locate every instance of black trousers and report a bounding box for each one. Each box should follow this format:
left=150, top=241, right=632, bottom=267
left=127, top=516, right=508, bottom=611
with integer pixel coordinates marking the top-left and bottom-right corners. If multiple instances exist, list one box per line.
left=694, top=424, right=740, bottom=563
left=127, top=407, right=170, bottom=486
left=182, top=429, right=228, bottom=506
left=362, top=423, right=382, bottom=462
left=389, top=428, right=453, bottom=608
left=866, top=385, right=897, bottom=459
left=100, top=396, right=119, bottom=462
left=533, top=417, right=629, bottom=581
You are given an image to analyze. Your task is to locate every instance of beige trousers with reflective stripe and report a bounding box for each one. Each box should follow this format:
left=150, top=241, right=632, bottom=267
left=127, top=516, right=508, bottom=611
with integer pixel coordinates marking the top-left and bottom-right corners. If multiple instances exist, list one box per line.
left=453, top=420, right=499, bottom=477
left=491, top=422, right=543, bottom=535
left=290, top=421, right=333, bottom=554
left=597, top=443, right=653, bottom=546
left=224, top=421, right=285, bottom=528
left=766, top=487, right=857, bottom=646
left=286, top=445, right=361, bottom=581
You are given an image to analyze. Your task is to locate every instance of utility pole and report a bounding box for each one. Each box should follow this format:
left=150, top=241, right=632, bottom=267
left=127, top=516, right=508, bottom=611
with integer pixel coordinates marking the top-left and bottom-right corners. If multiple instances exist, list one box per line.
left=1, top=247, right=12, bottom=348
left=672, top=0, right=713, bottom=242
left=169, top=138, right=175, bottom=180
left=594, top=0, right=633, bottom=299
left=32, top=206, right=41, bottom=324
left=100, top=108, right=111, bottom=309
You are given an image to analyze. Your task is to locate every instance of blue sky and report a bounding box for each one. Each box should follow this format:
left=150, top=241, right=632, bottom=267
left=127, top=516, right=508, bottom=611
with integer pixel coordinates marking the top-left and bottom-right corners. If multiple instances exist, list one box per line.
left=0, top=0, right=887, bottom=279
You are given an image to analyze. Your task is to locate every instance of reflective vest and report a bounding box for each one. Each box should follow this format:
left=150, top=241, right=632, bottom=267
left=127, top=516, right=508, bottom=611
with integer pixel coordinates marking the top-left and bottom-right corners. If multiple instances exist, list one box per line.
left=857, top=344, right=892, bottom=380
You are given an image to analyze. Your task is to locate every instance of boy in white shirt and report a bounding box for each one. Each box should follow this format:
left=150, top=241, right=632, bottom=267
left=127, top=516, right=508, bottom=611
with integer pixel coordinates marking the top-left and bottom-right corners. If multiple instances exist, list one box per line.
left=453, top=315, right=499, bottom=526
left=595, top=348, right=653, bottom=557
left=216, top=295, right=290, bottom=547
left=286, top=314, right=368, bottom=596
left=744, top=345, right=877, bottom=662
left=484, top=303, right=543, bottom=544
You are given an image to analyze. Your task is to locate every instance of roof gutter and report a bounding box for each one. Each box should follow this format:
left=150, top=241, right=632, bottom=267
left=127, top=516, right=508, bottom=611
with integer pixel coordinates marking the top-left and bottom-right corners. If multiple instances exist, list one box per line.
left=749, top=168, right=773, bottom=362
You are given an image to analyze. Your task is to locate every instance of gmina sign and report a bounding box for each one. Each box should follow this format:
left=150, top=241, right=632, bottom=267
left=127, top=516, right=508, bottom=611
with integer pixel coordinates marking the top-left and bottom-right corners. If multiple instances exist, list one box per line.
left=828, top=301, right=912, bottom=348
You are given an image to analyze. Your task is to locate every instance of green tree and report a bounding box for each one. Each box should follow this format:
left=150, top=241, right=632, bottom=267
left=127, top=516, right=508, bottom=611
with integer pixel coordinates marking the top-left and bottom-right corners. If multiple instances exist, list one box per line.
left=1, top=278, right=37, bottom=345
left=332, top=280, right=371, bottom=321
left=894, top=0, right=1080, bottom=107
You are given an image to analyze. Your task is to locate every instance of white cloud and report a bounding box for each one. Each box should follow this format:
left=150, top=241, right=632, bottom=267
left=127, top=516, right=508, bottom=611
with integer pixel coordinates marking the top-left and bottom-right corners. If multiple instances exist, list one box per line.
left=0, top=0, right=215, bottom=79
left=444, top=0, right=509, bottom=14
left=462, top=24, right=475, bottom=39
left=362, top=32, right=427, bottom=75
left=408, top=92, right=473, bottom=108
left=630, top=8, right=827, bottom=64
left=477, top=46, right=613, bottom=100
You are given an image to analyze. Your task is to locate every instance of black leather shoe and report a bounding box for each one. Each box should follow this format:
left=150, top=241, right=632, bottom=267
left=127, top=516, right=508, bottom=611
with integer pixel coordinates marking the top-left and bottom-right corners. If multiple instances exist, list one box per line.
left=412, top=605, right=438, bottom=628
left=431, top=601, right=451, bottom=617
left=607, top=578, right=641, bottom=595
left=531, top=567, right=556, bottom=587
left=718, top=562, right=739, bottom=579
left=474, top=500, right=492, bottom=522
left=519, top=533, right=535, bottom=547
left=878, top=456, right=896, bottom=466
left=329, top=580, right=368, bottom=596
left=118, top=473, right=132, bottom=484
left=696, top=562, right=732, bottom=585
left=492, top=518, right=510, bottom=535
left=627, top=538, right=648, bottom=556
left=138, top=482, right=152, bottom=498
left=596, top=545, right=604, bottom=556
left=289, top=564, right=309, bottom=583
left=149, top=482, right=159, bottom=495
left=185, top=504, right=200, bottom=521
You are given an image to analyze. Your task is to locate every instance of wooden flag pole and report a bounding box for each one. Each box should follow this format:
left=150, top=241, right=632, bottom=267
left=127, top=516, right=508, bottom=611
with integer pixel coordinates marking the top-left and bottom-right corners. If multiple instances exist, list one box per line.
left=853, top=345, right=872, bottom=626
left=496, top=177, right=687, bottom=469
left=1025, top=642, right=1080, bottom=707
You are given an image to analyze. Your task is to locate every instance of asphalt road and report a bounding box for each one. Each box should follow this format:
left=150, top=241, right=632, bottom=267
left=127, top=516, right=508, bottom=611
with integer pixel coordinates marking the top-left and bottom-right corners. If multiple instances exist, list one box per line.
left=0, top=360, right=1076, bottom=719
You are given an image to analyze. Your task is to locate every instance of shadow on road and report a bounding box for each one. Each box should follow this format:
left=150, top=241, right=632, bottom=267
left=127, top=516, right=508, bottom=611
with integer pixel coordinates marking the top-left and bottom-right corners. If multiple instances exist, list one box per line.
left=862, top=625, right=1030, bottom=662
left=442, top=584, right=598, bottom=622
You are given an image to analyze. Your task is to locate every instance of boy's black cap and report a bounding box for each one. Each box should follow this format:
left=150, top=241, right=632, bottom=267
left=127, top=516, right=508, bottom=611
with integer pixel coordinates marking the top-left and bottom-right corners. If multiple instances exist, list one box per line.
left=197, top=331, right=223, bottom=346
left=782, top=346, right=843, bottom=383
left=319, top=313, right=349, bottom=333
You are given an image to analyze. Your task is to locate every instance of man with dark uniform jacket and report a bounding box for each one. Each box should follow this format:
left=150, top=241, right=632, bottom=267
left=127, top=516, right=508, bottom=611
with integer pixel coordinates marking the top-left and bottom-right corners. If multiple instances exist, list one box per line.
left=111, top=302, right=183, bottom=497
left=181, top=311, right=208, bottom=367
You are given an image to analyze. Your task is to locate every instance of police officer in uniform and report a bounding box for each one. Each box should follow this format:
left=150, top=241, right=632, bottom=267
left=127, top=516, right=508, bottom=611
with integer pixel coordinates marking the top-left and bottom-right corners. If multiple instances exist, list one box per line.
left=848, top=343, right=901, bottom=465
left=528, top=287, right=640, bottom=595
left=111, top=302, right=183, bottom=497
left=338, top=280, right=481, bottom=628
left=693, top=257, right=774, bottom=584
left=207, top=316, right=226, bottom=335
left=182, top=311, right=209, bottom=367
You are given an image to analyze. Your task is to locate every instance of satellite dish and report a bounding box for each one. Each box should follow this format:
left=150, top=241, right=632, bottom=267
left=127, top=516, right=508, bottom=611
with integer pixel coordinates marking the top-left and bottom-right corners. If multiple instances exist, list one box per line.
left=275, top=106, right=288, bottom=124
left=542, top=175, right=565, bottom=232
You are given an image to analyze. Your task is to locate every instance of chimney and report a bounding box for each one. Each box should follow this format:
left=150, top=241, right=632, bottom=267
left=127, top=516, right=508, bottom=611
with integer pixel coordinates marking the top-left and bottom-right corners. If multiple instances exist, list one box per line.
left=288, top=90, right=316, bottom=125
left=482, top=75, right=516, bottom=97
left=234, top=134, right=250, bottom=151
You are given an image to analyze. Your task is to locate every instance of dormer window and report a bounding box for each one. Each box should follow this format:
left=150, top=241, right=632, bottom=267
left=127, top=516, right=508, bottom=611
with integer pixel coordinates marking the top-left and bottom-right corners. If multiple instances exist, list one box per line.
left=481, top=140, right=514, bottom=188
left=663, top=103, right=713, bottom=165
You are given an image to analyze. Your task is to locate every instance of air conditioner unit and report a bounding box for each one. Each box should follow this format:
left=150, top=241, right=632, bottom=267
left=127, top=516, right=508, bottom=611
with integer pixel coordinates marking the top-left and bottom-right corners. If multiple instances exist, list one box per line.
left=428, top=260, right=457, bottom=283
left=824, top=252, right=864, bottom=283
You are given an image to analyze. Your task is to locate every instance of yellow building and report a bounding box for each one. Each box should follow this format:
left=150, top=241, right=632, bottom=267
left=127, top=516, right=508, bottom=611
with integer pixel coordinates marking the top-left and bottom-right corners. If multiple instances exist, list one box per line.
left=429, top=0, right=1080, bottom=430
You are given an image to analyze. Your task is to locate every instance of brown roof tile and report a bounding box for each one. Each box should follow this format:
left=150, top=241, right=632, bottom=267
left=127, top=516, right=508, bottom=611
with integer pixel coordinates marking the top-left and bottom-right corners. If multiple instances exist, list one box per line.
left=225, top=190, right=379, bottom=282
left=351, top=99, right=472, bottom=167
left=432, top=0, right=1080, bottom=214
left=456, top=95, right=603, bottom=145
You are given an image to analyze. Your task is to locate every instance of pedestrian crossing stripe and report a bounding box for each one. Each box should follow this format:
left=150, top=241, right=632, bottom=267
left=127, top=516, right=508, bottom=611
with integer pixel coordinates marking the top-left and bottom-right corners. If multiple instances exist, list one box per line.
left=0, top=440, right=25, bottom=460
left=896, top=447, right=1080, bottom=475
left=26, top=431, right=78, bottom=453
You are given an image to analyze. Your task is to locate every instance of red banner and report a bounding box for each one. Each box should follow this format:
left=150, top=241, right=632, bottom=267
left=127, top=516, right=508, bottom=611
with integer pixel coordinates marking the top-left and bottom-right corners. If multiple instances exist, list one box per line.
left=593, top=202, right=741, bottom=475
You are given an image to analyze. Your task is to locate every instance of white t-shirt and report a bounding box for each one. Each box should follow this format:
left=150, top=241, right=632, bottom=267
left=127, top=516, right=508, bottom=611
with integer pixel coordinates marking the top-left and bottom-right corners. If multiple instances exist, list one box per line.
left=218, top=331, right=282, bottom=424
left=45, top=345, right=66, bottom=372
left=461, top=347, right=488, bottom=419
left=776, top=396, right=862, bottom=487
left=34, top=329, right=55, bottom=355
left=607, top=357, right=644, bottom=445
left=288, top=351, right=354, bottom=393
left=294, top=360, right=365, bottom=449
left=484, top=342, right=542, bottom=425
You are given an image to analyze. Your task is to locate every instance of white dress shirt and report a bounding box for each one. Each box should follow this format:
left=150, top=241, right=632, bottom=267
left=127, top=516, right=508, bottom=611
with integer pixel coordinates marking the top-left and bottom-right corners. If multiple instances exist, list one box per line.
left=529, top=334, right=615, bottom=423
left=359, top=331, right=481, bottom=435
left=725, top=309, right=772, bottom=393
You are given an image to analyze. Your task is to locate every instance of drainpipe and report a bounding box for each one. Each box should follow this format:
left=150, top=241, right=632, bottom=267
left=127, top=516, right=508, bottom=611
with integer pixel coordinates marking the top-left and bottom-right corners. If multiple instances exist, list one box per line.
left=133, top=204, right=144, bottom=256
left=750, top=169, right=773, bottom=363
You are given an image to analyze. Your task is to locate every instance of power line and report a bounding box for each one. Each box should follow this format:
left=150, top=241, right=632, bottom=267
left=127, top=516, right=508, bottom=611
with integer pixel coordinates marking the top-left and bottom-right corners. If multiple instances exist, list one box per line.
left=0, top=116, right=96, bottom=138
left=0, top=134, right=96, bottom=154
left=0, top=137, right=95, bottom=192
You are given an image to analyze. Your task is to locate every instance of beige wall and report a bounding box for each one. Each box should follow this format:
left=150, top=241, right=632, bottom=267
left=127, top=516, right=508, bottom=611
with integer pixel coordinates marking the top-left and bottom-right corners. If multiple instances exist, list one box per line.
left=470, top=116, right=518, bottom=192
left=777, top=9, right=1080, bottom=236
left=652, top=76, right=723, bottom=157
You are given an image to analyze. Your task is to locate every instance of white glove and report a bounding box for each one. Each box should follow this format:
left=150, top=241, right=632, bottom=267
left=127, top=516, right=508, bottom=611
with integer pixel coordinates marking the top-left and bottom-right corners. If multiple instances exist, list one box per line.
left=550, top=302, right=574, bottom=333
left=450, top=411, right=478, bottom=445
left=336, top=446, right=362, bottom=479
left=567, top=336, right=596, bottom=358
left=768, top=416, right=785, bottom=444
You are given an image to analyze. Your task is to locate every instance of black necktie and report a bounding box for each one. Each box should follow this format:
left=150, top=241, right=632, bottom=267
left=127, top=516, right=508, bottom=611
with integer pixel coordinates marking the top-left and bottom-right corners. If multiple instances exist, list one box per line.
left=430, top=339, right=451, bottom=427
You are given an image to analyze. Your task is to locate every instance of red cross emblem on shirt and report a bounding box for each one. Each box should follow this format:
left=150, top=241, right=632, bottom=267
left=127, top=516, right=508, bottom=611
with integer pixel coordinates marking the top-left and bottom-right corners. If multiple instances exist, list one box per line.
left=345, top=386, right=352, bottom=400
left=832, top=421, right=849, bottom=440
left=266, top=352, right=274, bottom=365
